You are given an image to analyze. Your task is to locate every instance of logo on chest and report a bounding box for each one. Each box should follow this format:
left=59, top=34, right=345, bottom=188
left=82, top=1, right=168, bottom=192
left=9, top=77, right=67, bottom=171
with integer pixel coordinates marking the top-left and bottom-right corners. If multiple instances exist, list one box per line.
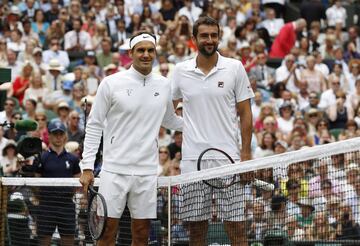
left=218, top=81, right=224, bottom=88
left=65, top=161, right=70, bottom=169
left=154, top=92, right=160, bottom=97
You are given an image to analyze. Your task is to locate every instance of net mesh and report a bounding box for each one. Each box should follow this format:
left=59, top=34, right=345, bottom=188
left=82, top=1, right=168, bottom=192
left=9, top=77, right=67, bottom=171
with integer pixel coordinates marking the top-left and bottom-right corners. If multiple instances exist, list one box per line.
left=1, top=137, right=360, bottom=245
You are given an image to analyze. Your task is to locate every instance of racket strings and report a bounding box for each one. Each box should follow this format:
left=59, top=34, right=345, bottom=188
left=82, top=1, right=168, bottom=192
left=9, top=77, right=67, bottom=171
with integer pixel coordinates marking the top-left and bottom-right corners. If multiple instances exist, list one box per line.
left=89, top=195, right=106, bottom=238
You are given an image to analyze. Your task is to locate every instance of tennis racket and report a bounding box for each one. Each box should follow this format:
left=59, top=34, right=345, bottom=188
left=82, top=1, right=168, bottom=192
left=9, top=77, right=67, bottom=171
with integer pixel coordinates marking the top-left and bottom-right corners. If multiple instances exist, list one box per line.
left=197, top=148, right=275, bottom=191
left=87, top=185, right=107, bottom=240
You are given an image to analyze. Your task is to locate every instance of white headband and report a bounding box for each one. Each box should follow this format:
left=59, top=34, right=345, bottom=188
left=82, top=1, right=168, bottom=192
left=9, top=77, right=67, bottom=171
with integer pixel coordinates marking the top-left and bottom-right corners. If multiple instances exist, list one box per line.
left=129, top=34, right=156, bottom=49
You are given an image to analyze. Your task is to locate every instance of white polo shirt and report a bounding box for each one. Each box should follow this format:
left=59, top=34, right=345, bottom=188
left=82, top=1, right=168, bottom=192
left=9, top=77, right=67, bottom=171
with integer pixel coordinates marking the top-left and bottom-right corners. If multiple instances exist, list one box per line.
left=171, top=53, right=254, bottom=162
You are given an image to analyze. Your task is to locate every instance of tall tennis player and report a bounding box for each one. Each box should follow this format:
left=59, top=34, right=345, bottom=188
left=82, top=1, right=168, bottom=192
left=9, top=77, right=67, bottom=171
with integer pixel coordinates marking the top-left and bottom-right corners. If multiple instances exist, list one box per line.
left=171, top=16, right=254, bottom=246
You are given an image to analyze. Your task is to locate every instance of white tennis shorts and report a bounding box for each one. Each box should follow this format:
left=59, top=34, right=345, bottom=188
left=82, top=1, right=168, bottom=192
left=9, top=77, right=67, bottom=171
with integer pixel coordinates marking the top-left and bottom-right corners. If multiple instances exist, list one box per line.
left=98, top=170, right=157, bottom=219
left=178, top=160, right=247, bottom=222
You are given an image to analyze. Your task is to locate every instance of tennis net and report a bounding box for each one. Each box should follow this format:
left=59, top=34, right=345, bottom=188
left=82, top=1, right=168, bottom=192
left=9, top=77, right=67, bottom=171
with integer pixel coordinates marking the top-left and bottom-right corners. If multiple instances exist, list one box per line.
left=1, top=137, right=360, bottom=245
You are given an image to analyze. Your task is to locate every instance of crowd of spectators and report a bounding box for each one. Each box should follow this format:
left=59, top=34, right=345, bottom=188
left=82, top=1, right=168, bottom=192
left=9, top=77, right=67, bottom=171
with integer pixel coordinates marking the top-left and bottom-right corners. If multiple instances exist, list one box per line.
left=0, top=0, right=360, bottom=244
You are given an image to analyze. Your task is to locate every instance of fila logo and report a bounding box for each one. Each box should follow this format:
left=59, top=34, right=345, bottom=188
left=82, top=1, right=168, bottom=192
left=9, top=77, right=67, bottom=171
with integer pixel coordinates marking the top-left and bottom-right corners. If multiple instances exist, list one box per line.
left=154, top=92, right=159, bottom=97
left=126, top=89, right=133, bottom=96
left=218, top=81, right=224, bottom=88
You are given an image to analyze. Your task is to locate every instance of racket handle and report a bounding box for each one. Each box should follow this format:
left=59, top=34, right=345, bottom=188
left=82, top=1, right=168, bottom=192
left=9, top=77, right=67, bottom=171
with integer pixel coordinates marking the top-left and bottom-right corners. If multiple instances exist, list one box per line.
left=253, top=179, right=274, bottom=191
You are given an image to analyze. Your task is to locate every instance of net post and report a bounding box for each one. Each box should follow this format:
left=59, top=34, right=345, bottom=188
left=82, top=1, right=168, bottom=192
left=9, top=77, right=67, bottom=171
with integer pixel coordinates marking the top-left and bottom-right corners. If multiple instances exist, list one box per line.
left=0, top=180, right=8, bottom=245
left=167, top=178, right=171, bottom=246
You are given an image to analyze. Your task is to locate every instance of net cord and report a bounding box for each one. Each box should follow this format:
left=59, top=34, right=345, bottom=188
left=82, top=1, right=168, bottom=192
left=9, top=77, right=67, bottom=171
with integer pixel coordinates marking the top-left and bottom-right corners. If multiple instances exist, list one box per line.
left=1, top=137, right=360, bottom=187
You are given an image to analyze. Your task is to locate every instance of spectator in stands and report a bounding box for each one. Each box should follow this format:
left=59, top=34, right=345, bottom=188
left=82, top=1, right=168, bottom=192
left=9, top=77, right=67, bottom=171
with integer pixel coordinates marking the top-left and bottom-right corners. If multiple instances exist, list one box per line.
left=1, top=140, right=18, bottom=177
left=347, top=59, right=360, bottom=91
left=346, top=26, right=360, bottom=54
left=18, top=39, right=37, bottom=64
left=274, top=140, right=288, bottom=154
left=268, top=194, right=287, bottom=230
left=247, top=199, right=267, bottom=240
left=7, top=29, right=25, bottom=53
left=158, top=146, right=171, bottom=176
left=64, top=17, right=93, bottom=52
left=31, top=9, right=49, bottom=47
left=309, top=158, right=341, bottom=199
left=43, top=58, right=64, bottom=92
left=54, top=101, right=71, bottom=126
left=344, top=42, right=360, bottom=64
left=327, top=90, right=354, bottom=130
left=250, top=52, right=275, bottom=90
left=35, top=120, right=81, bottom=246
left=258, top=8, right=283, bottom=40
left=254, top=103, right=277, bottom=133
left=67, top=110, right=84, bottom=144
left=326, top=0, right=347, bottom=29
left=21, top=0, right=37, bottom=21
left=319, top=75, right=342, bottom=110
left=6, top=49, right=23, bottom=81
left=111, top=19, right=130, bottom=51
left=44, top=80, right=73, bottom=110
left=31, top=47, right=47, bottom=75
left=301, top=55, right=327, bottom=94
left=280, top=163, right=307, bottom=198
left=296, top=198, right=315, bottom=231
left=96, top=37, right=113, bottom=69
left=254, top=131, right=275, bottom=159
left=22, top=99, right=37, bottom=120
left=269, top=18, right=307, bottom=59
left=35, top=111, right=49, bottom=146
left=43, top=36, right=70, bottom=70
left=12, top=61, right=34, bottom=105
left=167, top=131, right=182, bottom=160
left=276, top=101, right=295, bottom=136
left=23, top=71, right=48, bottom=112
left=286, top=180, right=301, bottom=217
left=4, top=6, right=24, bottom=34
left=45, top=0, right=60, bottom=24
left=0, top=98, right=17, bottom=124
left=336, top=204, right=360, bottom=240
left=275, top=54, right=300, bottom=93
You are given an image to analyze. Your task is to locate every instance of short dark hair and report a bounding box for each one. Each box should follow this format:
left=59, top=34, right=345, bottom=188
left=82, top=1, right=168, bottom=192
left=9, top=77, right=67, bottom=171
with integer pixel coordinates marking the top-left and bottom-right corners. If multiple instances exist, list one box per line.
left=192, top=16, right=220, bottom=38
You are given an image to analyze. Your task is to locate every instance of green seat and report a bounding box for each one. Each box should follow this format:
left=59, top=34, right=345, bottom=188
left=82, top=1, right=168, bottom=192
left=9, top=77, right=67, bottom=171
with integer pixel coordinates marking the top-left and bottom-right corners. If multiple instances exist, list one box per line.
left=329, top=128, right=344, bottom=141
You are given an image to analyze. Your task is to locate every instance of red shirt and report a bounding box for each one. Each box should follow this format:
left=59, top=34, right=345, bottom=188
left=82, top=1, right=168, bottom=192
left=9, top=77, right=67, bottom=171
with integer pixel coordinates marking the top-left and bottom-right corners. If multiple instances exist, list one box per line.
left=269, top=22, right=296, bottom=58
left=12, top=76, right=30, bottom=105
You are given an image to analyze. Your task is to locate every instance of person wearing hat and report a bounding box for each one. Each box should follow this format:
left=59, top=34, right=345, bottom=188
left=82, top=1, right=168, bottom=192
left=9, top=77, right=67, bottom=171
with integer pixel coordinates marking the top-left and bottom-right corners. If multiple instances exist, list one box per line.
left=43, top=36, right=70, bottom=70
left=43, top=58, right=64, bottom=92
left=80, top=31, right=182, bottom=246
left=54, top=101, right=71, bottom=126
left=34, top=120, right=81, bottom=245
left=0, top=140, right=18, bottom=176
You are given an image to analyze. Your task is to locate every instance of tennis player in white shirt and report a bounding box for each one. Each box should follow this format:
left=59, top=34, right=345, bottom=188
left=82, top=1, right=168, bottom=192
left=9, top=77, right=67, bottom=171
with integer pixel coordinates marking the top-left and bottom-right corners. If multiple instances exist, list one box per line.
left=172, top=16, right=254, bottom=246
left=80, top=31, right=182, bottom=246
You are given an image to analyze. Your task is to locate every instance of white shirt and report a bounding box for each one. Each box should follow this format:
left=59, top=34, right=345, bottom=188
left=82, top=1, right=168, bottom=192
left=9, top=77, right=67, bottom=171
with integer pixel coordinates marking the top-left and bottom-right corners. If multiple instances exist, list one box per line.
left=178, top=4, right=203, bottom=24
left=81, top=66, right=183, bottom=175
left=171, top=53, right=254, bottom=165
left=259, top=18, right=284, bottom=38
left=64, top=30, right=93, bottom=51
left=326, top=5, right=347, bottom=27
left=275, top=65, right=300, bottom=93
left=42, top=50, right=70, bottom=70
left=318, top=89, right=336, bottom=109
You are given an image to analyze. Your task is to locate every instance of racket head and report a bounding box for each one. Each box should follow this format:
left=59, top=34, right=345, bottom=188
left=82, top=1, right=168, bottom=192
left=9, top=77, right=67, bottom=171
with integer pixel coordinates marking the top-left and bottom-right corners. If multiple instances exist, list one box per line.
left=87, top=186, right=107, bottom=240
left=196, top=148, right=237, bottom=189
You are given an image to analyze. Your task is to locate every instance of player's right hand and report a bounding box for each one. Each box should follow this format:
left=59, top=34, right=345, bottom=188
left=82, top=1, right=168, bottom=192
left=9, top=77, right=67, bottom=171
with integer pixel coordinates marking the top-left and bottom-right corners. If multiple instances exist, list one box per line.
left=79, top=169, right=94, bottom=196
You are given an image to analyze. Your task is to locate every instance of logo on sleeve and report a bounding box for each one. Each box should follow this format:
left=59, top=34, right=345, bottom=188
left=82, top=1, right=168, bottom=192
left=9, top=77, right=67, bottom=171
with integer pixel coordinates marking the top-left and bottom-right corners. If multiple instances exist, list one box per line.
left=218, top=81, right=224, bottom=88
